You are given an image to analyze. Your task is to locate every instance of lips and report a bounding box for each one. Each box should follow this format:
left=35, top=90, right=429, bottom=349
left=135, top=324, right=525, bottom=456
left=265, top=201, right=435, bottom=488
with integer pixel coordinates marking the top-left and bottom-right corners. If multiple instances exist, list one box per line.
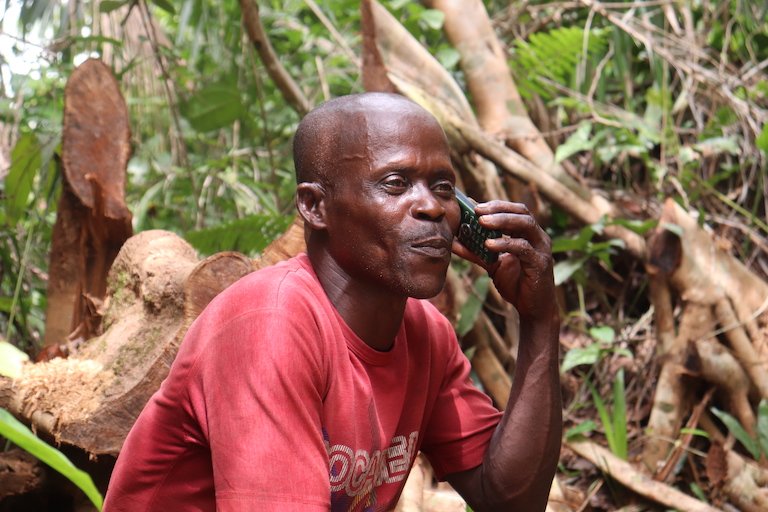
left=410, top=236, right=452, bottom=258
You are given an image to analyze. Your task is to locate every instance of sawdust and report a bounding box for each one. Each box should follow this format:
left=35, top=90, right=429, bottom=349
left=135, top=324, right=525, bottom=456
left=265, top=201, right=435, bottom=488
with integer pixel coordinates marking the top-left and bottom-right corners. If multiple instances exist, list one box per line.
left=13, top=358, right=113, bottom=433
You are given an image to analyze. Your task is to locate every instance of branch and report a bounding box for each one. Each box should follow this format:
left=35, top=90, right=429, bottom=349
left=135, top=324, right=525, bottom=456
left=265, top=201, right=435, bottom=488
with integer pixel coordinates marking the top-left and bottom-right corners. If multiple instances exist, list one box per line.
left=567, top=439, right=722, bottom=512
left=239, top=0, right=311, bottom=116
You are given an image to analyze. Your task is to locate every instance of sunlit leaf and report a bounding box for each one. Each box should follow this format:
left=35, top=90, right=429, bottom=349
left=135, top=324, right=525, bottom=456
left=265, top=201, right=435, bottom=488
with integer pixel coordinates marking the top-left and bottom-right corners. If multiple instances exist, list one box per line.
left=0, top=341, right=29, bottom=379
left=0, top=409, right=103, bottom=510
left=553, top=256, right=587, bottom=286
left=555, top=122, right=594, bottom=163
left=419, top=9, right=445, bottom=30
left=589, top=325, right=615, bottom=344
left=5, top=133, right=41, bottom=226
left=565, top=420, right=597, bottom=440
left=757, top=123, right=768, bottom=153
left=561, top=343, right=601, bottom=373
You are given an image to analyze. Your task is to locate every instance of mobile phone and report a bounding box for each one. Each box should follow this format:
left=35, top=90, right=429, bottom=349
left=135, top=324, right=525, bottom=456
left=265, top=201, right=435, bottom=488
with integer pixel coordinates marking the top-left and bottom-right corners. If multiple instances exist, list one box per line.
left=455, top=188, right=500, bottom=264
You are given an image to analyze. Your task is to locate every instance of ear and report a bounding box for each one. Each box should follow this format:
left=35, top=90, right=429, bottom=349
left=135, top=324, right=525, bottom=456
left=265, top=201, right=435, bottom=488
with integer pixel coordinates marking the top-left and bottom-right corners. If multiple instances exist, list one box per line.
left=296, top=182, right=328, bottom=230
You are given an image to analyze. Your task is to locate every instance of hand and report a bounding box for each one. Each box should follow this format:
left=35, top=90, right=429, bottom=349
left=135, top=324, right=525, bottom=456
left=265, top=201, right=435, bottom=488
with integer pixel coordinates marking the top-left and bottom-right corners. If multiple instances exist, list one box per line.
left=452, top=200, right=555, bottom=320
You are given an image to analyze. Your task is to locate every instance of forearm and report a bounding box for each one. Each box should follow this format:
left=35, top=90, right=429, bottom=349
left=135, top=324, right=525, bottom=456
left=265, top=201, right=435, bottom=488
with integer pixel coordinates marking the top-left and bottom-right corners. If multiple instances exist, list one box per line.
left=453, top=312, right=562, bottom=510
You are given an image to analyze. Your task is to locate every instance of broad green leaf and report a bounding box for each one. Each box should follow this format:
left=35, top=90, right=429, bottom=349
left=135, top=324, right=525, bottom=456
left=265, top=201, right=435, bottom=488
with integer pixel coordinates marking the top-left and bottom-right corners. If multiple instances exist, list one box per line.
left=553, top=256, right=587, bottom=286
left=419, top=9, right=445, bottom=30
left=561, top=343, right=601, bottom=373
left=711, top=407, right=760, bottom=459
left=181, top=83, right=242, bottom=133
left=5, top=133, right=41, bottom=225
left=185, top=214, right=293, bottom=256
left=555, top=122, right=594, bottom=163
left=98, top=0, right=128, bottom=13
left=151, top=0, right=176, bottom=15
left=0, top=341, right=29, bottom=378
left=566, top=420, right=597, bottom=440
left=457, top=275, right=491, bottom=337
left=551, top=225, right=596, bottom=253
left=0, top=408, right=103, bottom=510
left=589, top=325, right=615, bottom=344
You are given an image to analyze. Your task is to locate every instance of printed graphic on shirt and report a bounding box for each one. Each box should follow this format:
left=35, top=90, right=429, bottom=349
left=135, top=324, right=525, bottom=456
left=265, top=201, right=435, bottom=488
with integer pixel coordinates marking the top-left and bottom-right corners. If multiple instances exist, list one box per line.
left=325, top=430, right=419, bottom=512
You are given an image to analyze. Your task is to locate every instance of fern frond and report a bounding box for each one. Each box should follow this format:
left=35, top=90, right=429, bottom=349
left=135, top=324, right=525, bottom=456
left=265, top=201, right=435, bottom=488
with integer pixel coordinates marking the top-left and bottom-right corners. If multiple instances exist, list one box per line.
left=185, top=213, right=294, bottom=256
left=511, top=26, right=608, bottom=100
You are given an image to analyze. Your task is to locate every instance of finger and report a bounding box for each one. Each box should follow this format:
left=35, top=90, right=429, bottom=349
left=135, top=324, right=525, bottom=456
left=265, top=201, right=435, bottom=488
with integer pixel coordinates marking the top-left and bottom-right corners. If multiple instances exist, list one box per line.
left=452, top=238, right=487, bottom=268
left=486, top=236, right=551, bottom=270
left=479, top=214, right=549, bottom=250
left=474, top=200, right=530, bottom=216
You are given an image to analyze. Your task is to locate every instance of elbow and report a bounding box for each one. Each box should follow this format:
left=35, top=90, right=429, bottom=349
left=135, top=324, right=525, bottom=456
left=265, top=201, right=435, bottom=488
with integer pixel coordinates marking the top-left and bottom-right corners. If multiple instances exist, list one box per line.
left=469, top=446, right=561, bottom=511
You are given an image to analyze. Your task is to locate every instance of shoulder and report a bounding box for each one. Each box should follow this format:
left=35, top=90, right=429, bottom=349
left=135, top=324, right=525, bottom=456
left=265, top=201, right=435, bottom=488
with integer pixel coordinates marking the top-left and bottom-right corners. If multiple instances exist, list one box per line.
left=180, top=254, right=332, bottom=357
left=209, top=253, right=321, bottom=314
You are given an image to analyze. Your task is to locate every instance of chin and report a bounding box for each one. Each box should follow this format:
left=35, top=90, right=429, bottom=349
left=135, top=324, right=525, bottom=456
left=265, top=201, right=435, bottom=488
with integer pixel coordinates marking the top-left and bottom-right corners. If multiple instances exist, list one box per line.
left=404, top=275, right=447, bottom=300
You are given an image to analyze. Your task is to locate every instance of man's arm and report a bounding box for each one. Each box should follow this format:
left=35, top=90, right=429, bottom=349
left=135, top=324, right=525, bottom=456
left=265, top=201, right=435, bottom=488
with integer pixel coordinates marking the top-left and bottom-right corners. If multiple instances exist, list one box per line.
left=448, top=200, right=562, bottom=511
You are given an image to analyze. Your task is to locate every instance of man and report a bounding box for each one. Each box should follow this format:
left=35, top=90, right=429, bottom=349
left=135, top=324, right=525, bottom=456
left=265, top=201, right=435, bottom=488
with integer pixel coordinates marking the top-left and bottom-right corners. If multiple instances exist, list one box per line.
left=104, top=92, right=561, bottom=511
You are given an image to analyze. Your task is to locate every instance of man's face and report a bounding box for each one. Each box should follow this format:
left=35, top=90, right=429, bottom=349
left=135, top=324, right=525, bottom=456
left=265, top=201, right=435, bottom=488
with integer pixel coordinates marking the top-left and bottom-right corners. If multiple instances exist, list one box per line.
left=323, top=108, right=460, bottom=299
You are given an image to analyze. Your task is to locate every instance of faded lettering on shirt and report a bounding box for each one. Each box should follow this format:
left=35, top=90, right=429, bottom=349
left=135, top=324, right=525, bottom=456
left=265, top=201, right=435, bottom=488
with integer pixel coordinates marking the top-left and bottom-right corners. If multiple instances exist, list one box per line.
left=327, top=431, right=419, bottom=497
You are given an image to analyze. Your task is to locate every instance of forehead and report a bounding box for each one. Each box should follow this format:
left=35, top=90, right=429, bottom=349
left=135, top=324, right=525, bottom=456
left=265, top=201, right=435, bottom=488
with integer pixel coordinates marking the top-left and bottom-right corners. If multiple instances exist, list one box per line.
left=344, top=107, right=450, bottom=162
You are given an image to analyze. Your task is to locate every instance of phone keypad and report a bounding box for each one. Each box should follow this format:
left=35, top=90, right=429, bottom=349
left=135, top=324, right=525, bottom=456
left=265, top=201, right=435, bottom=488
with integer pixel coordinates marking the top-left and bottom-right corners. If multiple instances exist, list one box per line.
left=458, top=209, right=500, bottom=264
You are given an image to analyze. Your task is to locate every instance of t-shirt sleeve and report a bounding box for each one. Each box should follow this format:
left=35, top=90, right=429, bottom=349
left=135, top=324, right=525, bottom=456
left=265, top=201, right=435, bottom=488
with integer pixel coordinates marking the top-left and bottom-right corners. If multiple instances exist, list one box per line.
left=188, top=307, right=330, bottom=511
left=419, top=326, right=503, bottom=480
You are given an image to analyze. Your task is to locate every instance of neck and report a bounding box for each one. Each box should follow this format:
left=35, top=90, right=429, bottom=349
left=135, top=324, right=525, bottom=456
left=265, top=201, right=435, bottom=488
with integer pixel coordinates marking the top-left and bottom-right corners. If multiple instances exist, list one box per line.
left=308, top=248, right=407, bottom=351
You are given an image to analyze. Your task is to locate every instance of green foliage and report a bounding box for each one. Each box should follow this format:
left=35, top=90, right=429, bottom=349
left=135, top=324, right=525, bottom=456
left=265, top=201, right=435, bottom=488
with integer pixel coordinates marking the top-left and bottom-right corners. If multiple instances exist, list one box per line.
left=0, top=408, right=103, bottom=510
left=180, top=82, right=244, bottom=133
left=185, top=213, right=294, bottom=256
left=711, top=400, right=768, bottom=461
left=588, top=369, right=628, bottom=460
left=560, top=325, right=632, bottom=374
left=4, top=134, right=41, bottom=226
left=551, top=219, right=626, bottom=286
left=511, top=26, right=608, bottom=100
left=456, top=275, right=491, bottom=337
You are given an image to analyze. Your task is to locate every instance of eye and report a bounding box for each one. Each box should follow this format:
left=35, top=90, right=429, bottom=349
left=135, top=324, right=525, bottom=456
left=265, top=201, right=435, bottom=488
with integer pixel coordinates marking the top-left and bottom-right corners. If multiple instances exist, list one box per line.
left=432, top=180, right=455, bottom=197
left=381, top=175, right=409, bottom=193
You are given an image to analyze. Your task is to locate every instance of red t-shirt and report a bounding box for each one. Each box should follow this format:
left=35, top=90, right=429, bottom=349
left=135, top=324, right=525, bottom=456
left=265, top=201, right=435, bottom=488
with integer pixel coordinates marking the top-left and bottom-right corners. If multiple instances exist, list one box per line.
left=104, top=254, right=502, bottom=511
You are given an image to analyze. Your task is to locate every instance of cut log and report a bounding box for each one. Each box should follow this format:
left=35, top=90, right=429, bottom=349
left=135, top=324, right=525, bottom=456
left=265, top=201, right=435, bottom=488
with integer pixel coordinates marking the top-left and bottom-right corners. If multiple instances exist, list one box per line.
left=43, top=58, right=133, bottom=351
left=5, top=231, right=197, bottom=454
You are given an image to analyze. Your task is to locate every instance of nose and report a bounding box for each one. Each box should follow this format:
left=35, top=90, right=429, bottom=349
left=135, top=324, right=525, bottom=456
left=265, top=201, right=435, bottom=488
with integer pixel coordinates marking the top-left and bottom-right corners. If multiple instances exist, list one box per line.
left=411, top=184, right=445, bottom=222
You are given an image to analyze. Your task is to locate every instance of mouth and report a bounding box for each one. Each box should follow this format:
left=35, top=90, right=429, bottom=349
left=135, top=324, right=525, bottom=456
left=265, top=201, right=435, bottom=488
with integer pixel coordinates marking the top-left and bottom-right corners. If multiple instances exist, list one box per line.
left=410, top=236, right=452, bottom=258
